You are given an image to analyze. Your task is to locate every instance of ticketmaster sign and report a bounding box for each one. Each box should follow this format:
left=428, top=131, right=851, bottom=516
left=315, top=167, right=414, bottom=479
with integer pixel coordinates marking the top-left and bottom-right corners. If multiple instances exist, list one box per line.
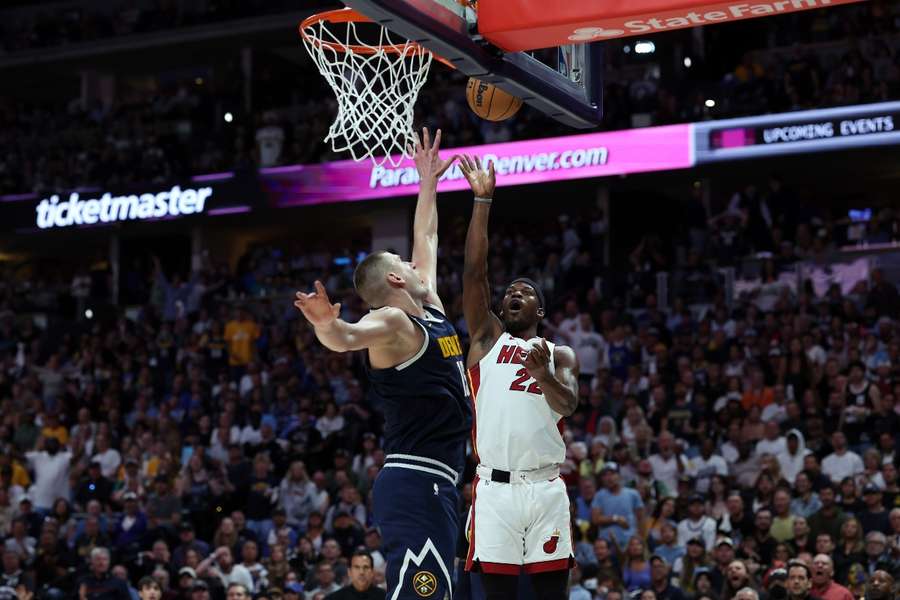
left=35, top=185, right=213, bottom=229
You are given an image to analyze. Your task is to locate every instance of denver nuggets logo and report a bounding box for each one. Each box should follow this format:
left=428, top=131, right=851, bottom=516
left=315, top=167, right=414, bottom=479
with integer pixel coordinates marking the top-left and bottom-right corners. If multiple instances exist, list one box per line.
left=437, top=335, right=463, bottom=358
left=412, top=571, right=437, bottom=597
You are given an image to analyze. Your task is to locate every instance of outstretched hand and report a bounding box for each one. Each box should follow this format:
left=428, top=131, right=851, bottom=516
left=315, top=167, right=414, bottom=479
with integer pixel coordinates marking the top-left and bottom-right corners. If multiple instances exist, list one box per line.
left=459, top=154, right=496, bottom=199
left=524, top=338, right=552, bottom=382
left=294, top=281, right=341, bottom=328
left=16, top=585, right=34, bottom=600
left=411, top=127, right=456, bottom=184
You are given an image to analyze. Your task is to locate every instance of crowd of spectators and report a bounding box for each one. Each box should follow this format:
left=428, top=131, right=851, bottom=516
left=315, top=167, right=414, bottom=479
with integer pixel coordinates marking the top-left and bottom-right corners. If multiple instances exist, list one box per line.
left=0, top=1, right=301, bottom=54
left=3, top=2, right=900, bottom=195
left=0, top=65, right=246, bottom=195
left=1, top=170, right=900, bottom=600
left=2, top=4, right=900, bottom=600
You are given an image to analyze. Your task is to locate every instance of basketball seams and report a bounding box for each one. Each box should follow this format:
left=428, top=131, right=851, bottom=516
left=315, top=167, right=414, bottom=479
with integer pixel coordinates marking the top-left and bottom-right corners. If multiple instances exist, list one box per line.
left=495, top=95, right=522, bottom=121
left=486, top=84, right=498, bottom=119
left=493, top=93, right=511, bottom=121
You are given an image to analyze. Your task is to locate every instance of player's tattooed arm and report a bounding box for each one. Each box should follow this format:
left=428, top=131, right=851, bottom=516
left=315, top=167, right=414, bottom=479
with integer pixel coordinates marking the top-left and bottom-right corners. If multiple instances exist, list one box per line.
left=294, top=281, right=406, bottom=352
left=525, top=341, right=580, bottom=416
left=411, top=127, right=456, bottom=312
left=460, top=154, right=503, bottom=366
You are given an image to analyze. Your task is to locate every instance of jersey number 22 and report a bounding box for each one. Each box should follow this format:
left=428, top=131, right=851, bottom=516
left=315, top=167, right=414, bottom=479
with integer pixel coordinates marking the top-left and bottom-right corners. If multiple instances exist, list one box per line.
left=509, top=368, right=542, bottom=394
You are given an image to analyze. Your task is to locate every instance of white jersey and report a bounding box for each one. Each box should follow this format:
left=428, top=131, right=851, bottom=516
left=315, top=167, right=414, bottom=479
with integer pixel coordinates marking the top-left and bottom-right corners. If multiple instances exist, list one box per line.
left=468, top=333, right=565, bottom=471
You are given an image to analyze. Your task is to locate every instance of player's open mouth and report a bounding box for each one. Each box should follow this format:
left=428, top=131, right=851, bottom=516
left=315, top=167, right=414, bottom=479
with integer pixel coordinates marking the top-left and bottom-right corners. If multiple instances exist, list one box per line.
left=509, top=299, right=523, bottom=311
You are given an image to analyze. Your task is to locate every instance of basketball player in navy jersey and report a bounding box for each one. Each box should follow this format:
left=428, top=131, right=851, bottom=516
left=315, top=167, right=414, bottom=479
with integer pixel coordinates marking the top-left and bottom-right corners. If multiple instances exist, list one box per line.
left=458, top=155, right=580, bottom=600
left=294, top=129, right=471, bottom=600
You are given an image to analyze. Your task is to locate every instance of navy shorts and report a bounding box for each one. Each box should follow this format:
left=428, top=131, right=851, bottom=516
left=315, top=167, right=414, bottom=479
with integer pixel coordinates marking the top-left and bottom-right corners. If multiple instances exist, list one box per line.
left=373, top=455, right=460, bottom=600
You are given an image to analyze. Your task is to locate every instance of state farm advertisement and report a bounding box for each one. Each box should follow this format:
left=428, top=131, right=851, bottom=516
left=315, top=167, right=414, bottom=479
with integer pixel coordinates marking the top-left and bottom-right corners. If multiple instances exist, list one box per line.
left=477, top=0, right=866, bottom=50
left=262, top=124, right=693, bottom=207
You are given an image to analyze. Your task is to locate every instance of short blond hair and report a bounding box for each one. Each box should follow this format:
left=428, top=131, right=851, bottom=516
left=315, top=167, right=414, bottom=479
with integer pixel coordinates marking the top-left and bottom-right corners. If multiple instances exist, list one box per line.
left=353, top=251, right=392, bottom=307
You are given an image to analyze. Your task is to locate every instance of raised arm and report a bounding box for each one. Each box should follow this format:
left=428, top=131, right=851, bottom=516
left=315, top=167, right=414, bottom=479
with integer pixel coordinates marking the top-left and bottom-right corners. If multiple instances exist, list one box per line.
left=634, top=504, right=646, bottom=539
left=524, top=341, right=580, bottom=417
left=460, top=155, right=503, bottom=367
left=152, top=255, right=170, bottom=288
left=411, top=128, right=456, bottom=313
left=294, top=281, right=405, bottom=352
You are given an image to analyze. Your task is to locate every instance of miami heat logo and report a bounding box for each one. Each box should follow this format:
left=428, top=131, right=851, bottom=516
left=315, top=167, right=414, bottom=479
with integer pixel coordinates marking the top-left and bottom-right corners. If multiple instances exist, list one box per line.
left=543, top=529, right=560, bottom=554
left=412, top=571, right=437, bottom=597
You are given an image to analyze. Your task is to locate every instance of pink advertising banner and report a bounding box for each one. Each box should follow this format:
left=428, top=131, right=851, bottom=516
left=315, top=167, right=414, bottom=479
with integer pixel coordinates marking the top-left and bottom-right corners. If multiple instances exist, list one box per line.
left=262, top=124, right=694, bottom=207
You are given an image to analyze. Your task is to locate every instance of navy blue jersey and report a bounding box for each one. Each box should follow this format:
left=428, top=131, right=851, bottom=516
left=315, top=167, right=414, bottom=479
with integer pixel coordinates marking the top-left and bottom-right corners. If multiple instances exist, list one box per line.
left=367, top=305, right=472, bottom=474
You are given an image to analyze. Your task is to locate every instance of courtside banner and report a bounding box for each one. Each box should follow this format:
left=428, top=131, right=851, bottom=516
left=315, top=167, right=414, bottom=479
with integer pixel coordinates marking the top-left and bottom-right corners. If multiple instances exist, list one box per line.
left=694, top=101, right=900, bottom=162
left=262, top=124, right=693, bottom=207
left=477, top=0, right=865, bottom=50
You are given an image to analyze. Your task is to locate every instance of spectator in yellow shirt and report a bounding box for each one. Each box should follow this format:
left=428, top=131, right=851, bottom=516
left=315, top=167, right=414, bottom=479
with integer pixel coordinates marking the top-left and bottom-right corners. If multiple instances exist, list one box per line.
left=0, top=454, right=30, bottom=488
left=225, top=308, right=261, bottom=369
left=41, top=411, right=69, bottom=445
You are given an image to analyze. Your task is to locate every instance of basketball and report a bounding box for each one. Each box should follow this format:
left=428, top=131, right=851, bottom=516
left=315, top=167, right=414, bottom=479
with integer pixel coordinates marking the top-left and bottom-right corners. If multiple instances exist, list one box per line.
left=466, top=78, right=522, bottom=122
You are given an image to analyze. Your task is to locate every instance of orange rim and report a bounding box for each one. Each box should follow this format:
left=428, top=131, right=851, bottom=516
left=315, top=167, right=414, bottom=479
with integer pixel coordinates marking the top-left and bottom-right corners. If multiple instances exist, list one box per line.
left=299, top=8, right=456, bottom=69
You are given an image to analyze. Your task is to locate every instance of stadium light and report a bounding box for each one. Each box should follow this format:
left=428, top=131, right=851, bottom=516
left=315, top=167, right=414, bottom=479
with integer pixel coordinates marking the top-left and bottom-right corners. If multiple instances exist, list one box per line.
left=683, top=56, right=692, bottom=68
left=85, top=309, right=94, bottom=319
left=224, top=112, right=234, bottom=123
left=705, top=99, right=716, bottom=108
left=634, top=41, right=655, bottom=54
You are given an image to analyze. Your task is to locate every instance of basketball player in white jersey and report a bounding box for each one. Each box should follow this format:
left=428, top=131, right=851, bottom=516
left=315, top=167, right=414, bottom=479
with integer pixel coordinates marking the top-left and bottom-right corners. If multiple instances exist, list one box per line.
left=458, top=155, right=580, bottom=600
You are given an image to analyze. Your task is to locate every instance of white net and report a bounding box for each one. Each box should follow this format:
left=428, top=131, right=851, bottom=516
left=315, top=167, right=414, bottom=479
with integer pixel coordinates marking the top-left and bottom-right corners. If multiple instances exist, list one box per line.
left=301, top=14, right=434, bottom=167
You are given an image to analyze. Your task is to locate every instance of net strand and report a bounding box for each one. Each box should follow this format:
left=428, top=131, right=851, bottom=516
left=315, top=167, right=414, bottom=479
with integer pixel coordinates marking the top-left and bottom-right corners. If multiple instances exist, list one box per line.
left=301, top=17, right=434, bottom=167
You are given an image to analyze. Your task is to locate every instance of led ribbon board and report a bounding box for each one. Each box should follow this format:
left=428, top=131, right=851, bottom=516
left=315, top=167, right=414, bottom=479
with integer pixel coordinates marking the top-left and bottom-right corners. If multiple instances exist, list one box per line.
left=694, top=101, right=900, bottom=162
left=262, top=124, right=693, bottom=207
left=35, top=186, right=214, bottom=229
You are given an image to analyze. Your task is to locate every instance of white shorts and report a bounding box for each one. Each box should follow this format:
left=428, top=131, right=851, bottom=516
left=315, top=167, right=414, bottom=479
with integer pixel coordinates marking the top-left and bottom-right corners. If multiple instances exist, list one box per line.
left=465, top=468, right=574, bottom=575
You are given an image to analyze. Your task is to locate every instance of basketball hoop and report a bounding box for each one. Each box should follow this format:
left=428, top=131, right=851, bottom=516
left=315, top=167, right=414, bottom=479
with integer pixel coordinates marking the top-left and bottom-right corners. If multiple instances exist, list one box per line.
left=300, top=8, right=450, bottom=167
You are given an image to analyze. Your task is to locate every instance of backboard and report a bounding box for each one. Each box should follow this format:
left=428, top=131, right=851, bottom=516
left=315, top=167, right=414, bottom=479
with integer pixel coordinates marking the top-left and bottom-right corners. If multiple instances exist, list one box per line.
left=304, top=0, right=865, bottom=165
left=339, top=0, right=867, bottom=130
left=340, top=0, right=605, bottom=129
